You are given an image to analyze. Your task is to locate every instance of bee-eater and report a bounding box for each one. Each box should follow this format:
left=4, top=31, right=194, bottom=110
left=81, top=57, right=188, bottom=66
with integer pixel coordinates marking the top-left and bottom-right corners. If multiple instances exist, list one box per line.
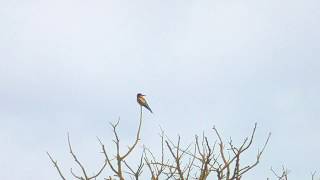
left=137, top=93, right=153, bottom=113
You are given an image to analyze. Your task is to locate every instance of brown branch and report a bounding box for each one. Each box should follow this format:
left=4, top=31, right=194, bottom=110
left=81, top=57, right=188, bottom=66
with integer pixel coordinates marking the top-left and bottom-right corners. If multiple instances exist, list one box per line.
left=48, top=135, right=107, bottom=180
left=67, top=133, right=89, bottom=180
left=237, top=132, right=271, bottom=177
left=121, top=106, right=143, bottom=160
left=98, top=106, right=144, bottom=180
left=70, top=168, right=83, bottom=180
left=213, top=126, right=231, bottom=179
left=97, top=137, right=118, bottom=176
left=165, top=136, right=185, bottom=180
left=212, top=123, right=271, bottom=180
left=271, top=166, right=289, bottom=180
left=123, top=153, right=144, bottom=180
left=88, top=160, right=108, bottom=180
left=186, top=144, right=197, bottom=180
left=46, top=152, right=67, bottom=180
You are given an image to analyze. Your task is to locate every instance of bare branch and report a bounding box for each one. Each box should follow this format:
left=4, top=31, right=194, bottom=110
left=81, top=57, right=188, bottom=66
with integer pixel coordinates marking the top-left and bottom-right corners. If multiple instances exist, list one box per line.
left=46, top=152, right=67, bottom=180
left=67, top=133, right=89, bottom=179
left=121, top=106, right=143, bottom=160
left=271, top=166, right=289, bottom=180
left=97, top=137, right=118, bottom=175
left=123, top=153, right=144, bottom=180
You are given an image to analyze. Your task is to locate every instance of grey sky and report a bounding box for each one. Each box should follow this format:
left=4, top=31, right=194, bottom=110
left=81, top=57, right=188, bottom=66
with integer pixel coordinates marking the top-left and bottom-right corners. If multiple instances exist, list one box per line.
left=0, top=0, right=319, bottom=179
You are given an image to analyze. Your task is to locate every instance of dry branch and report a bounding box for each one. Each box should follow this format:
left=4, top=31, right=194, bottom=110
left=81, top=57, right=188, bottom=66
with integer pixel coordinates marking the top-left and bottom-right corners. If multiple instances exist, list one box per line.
left=48, top=105, right=275, bottom=180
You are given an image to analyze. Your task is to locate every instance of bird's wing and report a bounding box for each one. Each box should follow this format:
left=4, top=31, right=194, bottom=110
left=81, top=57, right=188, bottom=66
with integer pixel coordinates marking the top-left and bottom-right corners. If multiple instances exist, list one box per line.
left=143, top=102, right=153, bottom=113
left=138, top=97, right=153, bottom=113
left=138, top=96, right=147, bottom=105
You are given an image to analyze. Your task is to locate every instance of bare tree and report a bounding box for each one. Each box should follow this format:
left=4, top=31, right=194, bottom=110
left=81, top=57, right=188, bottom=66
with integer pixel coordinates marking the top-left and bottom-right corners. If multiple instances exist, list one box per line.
left=213, top=123, right=271, bottom=180
left=142, top=123, right=271, bottom=180
left=96, top=106, right=144, bottom=180
left=47, top=133, right=107, bottom=180
left=51, top=106, right=320, bottom=180
left=48, top=106, right=144, bottom=180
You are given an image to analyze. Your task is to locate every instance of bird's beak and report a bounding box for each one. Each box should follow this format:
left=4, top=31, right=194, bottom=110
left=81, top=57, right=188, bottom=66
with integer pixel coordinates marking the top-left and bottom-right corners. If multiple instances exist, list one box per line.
left=142, top=94, right=146, bottom=96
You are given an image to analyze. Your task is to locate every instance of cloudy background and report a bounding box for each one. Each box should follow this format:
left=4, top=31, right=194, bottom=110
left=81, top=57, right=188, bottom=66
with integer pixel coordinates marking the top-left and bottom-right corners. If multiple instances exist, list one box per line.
left=0, top=0, right=320, bottom=179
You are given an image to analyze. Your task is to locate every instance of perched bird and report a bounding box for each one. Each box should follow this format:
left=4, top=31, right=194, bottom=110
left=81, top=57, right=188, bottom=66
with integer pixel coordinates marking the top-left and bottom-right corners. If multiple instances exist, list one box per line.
left=137, top=93, right=153, bottom=113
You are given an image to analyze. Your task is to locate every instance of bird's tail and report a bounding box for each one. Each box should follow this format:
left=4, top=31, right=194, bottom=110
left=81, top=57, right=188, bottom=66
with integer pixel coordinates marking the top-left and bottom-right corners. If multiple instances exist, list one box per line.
left=144, top=104, right=153, bottom=113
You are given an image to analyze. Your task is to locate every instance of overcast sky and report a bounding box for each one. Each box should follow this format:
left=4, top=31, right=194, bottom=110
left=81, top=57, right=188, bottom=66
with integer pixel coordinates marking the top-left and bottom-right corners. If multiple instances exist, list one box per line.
left=0, top=0, right=320, bottom=179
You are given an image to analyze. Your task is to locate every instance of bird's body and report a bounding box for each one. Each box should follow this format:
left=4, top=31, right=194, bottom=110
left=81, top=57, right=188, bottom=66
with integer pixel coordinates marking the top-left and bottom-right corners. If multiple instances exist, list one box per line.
left=137, top=93, right=153, bottom=113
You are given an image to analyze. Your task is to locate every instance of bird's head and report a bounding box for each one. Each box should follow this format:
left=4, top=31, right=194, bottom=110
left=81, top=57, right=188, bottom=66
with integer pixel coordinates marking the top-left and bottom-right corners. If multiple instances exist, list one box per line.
left=137, top=93, right=145, bottom=97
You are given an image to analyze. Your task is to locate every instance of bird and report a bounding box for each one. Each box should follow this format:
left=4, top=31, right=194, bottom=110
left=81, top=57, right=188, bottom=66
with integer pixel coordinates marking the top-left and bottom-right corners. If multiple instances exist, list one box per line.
left=137, top=93, right=153, bottom=113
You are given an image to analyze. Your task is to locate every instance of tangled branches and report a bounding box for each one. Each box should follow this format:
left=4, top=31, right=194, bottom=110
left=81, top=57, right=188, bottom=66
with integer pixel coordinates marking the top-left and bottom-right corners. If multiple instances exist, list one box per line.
left=48, top=108, right=274, bottom=180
